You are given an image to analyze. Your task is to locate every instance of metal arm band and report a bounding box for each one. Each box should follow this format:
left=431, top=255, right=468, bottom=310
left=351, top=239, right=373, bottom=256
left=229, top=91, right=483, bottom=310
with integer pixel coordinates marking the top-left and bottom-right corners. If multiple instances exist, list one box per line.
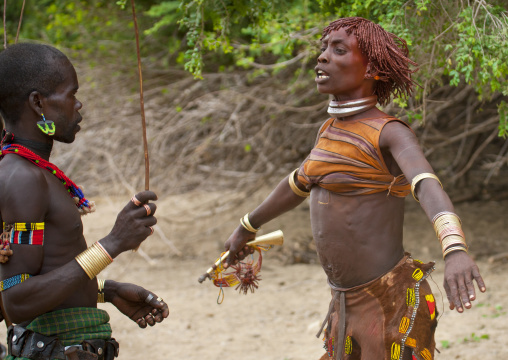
left=288, top=169, right=310, bottom=198
left=240, top=213, right=260, bottom=233
left=432, top=212, right=468, bottom=259
left=75, top=242, right=113, bottom=280
left=411, top=173, right=443, bottom=202
left=97, top=279, right=106, bottom=303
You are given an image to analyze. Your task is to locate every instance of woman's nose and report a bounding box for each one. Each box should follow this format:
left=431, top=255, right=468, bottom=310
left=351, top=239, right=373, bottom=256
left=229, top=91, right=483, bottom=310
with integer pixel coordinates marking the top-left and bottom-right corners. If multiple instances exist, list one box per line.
left=317, top=52, right=328, bottom=64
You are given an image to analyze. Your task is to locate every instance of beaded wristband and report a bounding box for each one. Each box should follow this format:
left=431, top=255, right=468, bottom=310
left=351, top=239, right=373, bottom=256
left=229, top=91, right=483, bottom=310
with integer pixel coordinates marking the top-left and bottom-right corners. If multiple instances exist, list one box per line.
left=97, top=279, right=106, bottom=303
left=411, top=173, right=443, bottom=202
left=240, top=213, right=260, bottom=233
left=75, top=242, right=113, bottom=279
left=288, top=169, right=310, bottom=198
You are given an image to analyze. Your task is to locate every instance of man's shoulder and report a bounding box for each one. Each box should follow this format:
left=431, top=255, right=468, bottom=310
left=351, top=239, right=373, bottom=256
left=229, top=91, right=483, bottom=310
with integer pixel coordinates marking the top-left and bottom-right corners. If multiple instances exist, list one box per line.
left=0, top=155, right=49, bottom=199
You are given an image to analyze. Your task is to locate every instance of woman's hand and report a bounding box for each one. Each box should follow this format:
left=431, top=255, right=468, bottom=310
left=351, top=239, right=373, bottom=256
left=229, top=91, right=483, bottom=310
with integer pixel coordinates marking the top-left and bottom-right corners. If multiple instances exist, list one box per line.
left=223, top=225, right=256, bottom=268
left=443, top=251, right=486, bottom=313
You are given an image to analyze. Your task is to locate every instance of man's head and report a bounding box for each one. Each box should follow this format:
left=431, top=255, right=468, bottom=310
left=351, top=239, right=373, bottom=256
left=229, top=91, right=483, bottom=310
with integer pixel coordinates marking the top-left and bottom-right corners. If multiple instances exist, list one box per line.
left=0, top=43, right=70, bottom=124
left=321, top=17, right=418, bottom=106
left=0, top=43, right=83, bottom=143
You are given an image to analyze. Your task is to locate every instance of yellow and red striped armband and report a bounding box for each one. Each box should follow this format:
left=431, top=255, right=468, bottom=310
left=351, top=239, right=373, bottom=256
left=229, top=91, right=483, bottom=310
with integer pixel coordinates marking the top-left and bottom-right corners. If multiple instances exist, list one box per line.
left=2, top=222, right=45, bottom=246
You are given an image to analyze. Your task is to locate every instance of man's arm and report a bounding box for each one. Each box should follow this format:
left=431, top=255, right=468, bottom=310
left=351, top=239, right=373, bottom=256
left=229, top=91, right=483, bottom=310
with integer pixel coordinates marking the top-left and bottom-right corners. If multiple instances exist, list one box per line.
left=103, top=280, right=169, bottom=328
left=1, top=165, right=157, bottom=323
left=381, top=121, right=486, bottom=313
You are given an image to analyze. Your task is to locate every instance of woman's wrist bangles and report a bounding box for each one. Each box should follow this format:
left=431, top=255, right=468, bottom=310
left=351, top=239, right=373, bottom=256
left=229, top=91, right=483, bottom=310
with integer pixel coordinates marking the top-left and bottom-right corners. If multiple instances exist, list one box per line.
left=97, top=279, right=106, bottom=303
left=75, top=241, right=113, bottom=279
left=288, top=169, right=310, bottom=198
left=432, top=211, right=468, bottom=259
left=240, top=213, right=260, bottom=233
left=411, top=173, right=443, bottom=202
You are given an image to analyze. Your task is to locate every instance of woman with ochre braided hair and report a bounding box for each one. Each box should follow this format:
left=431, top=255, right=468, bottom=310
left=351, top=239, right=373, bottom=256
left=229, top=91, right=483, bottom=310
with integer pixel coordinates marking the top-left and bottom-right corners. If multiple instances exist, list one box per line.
left=222, top=17, right=485, bottom=360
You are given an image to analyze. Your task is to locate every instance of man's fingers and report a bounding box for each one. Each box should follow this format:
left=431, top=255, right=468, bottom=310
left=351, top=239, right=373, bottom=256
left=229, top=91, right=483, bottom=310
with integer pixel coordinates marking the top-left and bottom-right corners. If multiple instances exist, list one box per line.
left=136, top=317, right=147, bottom=329
left=139, top=216, right=158, bottom=228
left=135, top=191, right=158, bottom=203
left=135, top=203, right=157, bottom=217
left=472, top=266, right=486, bottom=292
left=145, top=313, right=156, bottom=326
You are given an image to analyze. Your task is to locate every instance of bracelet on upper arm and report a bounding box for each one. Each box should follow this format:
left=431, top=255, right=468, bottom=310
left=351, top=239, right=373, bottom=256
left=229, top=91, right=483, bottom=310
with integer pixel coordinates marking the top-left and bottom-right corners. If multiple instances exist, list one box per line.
left=3, top=222, right=45, bottom=246
left=75, top=242, right=113, bottom=280
left=411, top=173, right=442, bottom=202
left=97, top=278, right=106, bottom=303
left=288, top=169, right=310, bottom=198
left=0, top=273, right=32, bottom=291
left=240, top=213, right=260, bottom=233
left=432, top=211, right=468, bottom=259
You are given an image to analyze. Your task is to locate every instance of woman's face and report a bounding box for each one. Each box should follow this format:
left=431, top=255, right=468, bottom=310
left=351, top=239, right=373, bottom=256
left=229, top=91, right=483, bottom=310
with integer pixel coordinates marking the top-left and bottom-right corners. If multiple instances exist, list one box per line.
left=314, top=28, right=373, bottom=101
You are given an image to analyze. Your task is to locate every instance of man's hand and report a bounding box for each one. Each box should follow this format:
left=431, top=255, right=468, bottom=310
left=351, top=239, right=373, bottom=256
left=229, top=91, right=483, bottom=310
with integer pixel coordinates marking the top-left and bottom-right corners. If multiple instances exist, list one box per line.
left=0, top=244, right=13, bottom=264
left=101, top=191, right=158, bottom=257
left=443, top=251, right=486, bottom=313
left=104, top=280, right=169, bottom=328
left=223, top=225, right=256, bottom=268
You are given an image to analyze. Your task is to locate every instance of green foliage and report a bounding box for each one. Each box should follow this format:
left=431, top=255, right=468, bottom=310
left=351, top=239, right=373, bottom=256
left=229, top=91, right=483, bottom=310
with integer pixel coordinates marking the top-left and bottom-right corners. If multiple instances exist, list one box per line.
left=499, top=101, right=508, bottom=138
left=440, top=340, right=450, bottom=349
left=463, top=333, right=490, bottom=343
left=144, top=0, right=507, bottom=130
left=2, top=0, right=507, bottom=129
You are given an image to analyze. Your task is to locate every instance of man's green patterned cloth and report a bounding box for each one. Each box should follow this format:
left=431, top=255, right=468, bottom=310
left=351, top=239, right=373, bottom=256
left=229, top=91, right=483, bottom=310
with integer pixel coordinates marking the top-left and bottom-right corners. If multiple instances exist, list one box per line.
left=6, top=307, right=112, bottom=360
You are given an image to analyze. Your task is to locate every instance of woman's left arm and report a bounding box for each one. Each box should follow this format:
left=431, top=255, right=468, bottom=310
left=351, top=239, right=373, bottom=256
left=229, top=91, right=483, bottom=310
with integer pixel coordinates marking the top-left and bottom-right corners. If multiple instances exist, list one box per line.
left=380, top=121, right=486, bottom=313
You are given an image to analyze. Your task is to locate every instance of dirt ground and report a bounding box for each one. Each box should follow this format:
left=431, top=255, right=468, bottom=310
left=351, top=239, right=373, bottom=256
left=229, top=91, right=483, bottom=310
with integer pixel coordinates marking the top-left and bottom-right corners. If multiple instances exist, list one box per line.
left=2, top=191, right=507, bottom=359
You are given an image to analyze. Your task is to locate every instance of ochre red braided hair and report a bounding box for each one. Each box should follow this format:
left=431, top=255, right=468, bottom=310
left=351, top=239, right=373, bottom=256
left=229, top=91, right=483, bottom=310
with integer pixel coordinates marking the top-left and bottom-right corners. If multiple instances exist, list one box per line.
left=322, top=17, right=418, bottom=106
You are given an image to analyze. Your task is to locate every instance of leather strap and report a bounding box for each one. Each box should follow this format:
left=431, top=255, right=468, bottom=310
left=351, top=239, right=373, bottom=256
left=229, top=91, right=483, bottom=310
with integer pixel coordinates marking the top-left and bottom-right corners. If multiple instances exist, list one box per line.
left=7, top=325, right=119, bottom=360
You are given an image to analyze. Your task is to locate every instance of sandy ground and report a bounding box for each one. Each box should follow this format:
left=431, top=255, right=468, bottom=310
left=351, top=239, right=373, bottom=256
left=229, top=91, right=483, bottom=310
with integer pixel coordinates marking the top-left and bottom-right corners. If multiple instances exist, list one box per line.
left=2, top=192, right=507, bottom=359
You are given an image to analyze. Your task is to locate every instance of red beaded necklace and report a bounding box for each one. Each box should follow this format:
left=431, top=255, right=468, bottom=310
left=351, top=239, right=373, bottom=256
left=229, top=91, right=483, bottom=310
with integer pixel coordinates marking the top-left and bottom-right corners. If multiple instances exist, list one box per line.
left=0, top=141, right=95, bottom=214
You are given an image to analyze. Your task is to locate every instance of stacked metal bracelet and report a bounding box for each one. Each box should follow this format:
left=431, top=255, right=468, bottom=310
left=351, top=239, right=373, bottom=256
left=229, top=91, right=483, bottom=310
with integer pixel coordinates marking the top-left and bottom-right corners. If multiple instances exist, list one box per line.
left=75, top=242, right=113, bottom=279
left=97, top=279, right=106, bottom=303
left=411, top=173, right=443, bottom=202
left=432, top=211, right=468, bottom=259
left=288, top=169, right=310, bottom=198
left=240, top=213, right=260, bottom=233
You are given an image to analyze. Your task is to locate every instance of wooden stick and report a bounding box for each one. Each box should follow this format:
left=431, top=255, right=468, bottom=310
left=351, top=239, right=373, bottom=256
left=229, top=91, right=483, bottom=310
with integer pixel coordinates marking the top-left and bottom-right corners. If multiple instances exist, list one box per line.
left=130, top=0, right=149, bottom=190
left=15, top=0, right=26, bottom=44
left=3, top=0, right=7, bottom=49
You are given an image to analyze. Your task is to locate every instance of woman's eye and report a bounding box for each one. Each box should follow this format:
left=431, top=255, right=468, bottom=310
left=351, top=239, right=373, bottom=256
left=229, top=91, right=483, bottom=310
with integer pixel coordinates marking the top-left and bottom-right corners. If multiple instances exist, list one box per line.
left=320, top=47, right=326, bottom=53
left=335, top=48, right=346, bottom=54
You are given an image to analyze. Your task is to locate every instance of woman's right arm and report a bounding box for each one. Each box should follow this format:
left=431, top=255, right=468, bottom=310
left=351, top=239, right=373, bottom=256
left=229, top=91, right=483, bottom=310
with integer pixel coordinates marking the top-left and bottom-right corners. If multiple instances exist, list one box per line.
left=224, top=172, right=308, bottom=267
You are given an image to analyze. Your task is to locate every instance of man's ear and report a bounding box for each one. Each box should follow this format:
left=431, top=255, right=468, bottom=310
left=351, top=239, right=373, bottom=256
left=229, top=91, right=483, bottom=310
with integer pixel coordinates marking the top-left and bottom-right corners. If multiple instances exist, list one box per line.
left=28, top=91, right=44, bottom=116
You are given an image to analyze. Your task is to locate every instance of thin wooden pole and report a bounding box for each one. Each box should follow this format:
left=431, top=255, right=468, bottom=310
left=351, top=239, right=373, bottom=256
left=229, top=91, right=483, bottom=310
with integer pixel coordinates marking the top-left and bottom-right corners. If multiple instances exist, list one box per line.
left=3, top=0, right=7, bottom=49
left=15, top=0, right=26, bottom=44
left=130, top=0, right=149, bottom=190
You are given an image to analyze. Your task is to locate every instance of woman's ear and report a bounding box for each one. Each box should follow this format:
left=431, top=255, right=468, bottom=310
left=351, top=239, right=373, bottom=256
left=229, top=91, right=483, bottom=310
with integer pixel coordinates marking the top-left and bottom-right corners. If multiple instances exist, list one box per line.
left=364, top=63, right=376, bottom=79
